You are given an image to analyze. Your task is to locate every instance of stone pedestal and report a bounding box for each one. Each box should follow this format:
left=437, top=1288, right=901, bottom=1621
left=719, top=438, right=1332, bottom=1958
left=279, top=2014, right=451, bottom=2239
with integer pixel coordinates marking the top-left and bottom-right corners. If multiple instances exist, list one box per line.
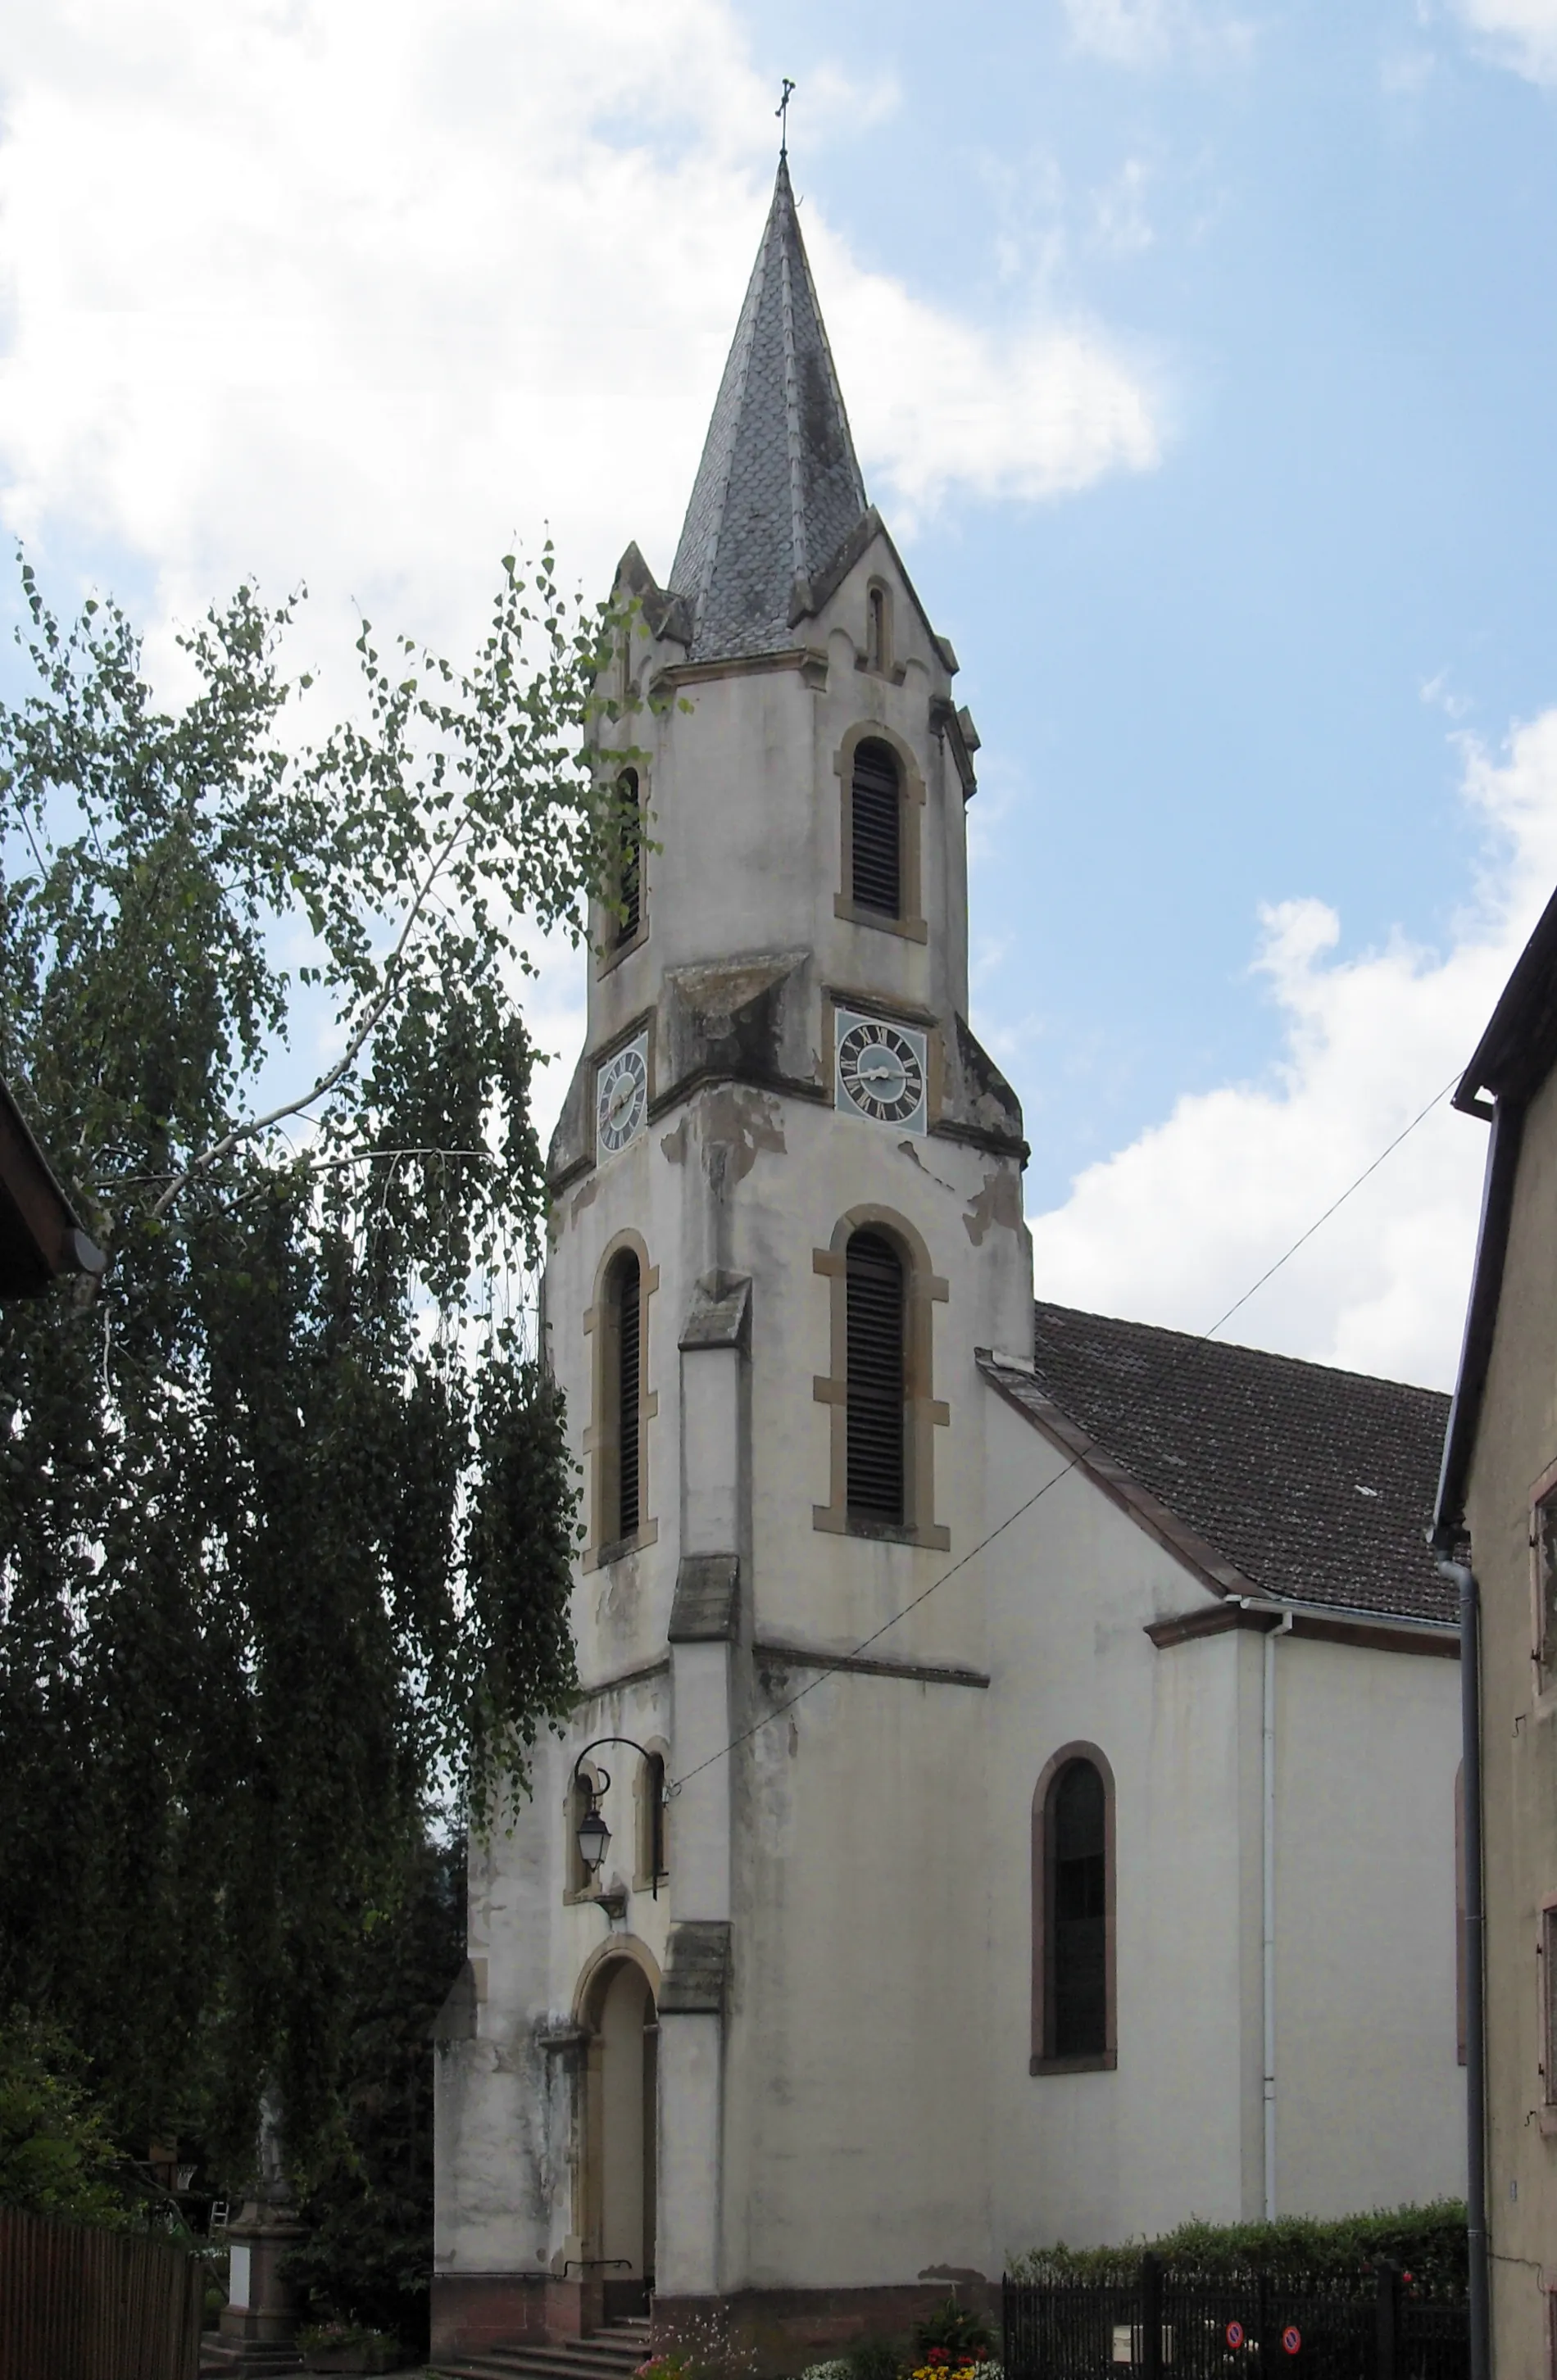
left=208, top=2198, right=308, bottom=2374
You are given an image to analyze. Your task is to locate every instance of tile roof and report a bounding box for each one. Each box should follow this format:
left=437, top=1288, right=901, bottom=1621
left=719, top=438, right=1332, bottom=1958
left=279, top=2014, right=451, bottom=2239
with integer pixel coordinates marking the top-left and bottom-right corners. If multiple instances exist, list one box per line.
left=980, top=1303, right=1454, bottom=1627
left=668, top=159, right=869, bottom=664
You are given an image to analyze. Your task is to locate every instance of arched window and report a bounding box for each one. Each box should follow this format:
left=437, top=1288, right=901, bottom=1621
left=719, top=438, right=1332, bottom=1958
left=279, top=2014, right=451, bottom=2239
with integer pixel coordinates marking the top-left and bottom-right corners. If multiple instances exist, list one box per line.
left=850, top=741, right=901, bottom=918
left=1032, top=1745, right=1117, bottom=2073
left=846, top=1227, right=905, bottom=1525
left=640, top=1752, right=669, bottom=1890
left=866, top=585, right=889, bottom=672
left=606, top=1248, right=641, bottom=1545
left=616, top=768, right=642, bottom=945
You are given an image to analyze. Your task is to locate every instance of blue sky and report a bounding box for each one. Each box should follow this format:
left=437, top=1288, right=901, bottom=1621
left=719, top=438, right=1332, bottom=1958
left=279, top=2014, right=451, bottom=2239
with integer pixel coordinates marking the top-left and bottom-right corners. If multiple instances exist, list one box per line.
left=733, top=0, right=1557, bottom=1199
left=1, top=0, right=1553, bottom=1384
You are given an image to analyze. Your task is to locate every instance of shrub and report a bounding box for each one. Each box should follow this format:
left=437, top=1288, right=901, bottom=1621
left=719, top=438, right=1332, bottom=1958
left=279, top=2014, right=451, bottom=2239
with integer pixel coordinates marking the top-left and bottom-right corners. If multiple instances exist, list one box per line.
left=849, top=2342, right=906, bottom=2380
left=0, top=2013, right=131, bottom=2228
left=1010, top=2201, right=1468, bottom=2300
left=914, top=2298, right=996, bottom=2359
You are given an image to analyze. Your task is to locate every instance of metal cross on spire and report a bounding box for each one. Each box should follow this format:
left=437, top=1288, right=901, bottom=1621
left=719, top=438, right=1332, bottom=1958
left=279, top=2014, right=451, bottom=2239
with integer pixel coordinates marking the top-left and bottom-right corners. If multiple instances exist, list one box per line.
left=776, top=76, right=796, bottom=160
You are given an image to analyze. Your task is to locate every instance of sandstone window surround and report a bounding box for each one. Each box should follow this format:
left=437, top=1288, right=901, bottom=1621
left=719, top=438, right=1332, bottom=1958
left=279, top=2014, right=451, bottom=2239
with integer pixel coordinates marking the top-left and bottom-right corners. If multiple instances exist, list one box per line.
left=1031, top=1742, right=1118, bottom=2076
left=833, top=720, right=928, bottom=945
left=596, top=763, right=650, bottom=977
left=812, top=1207, right=949, bottom=1553
left=583, top=1231, right=660, bottom=1570
left=858, top=578, right=906, bottom=682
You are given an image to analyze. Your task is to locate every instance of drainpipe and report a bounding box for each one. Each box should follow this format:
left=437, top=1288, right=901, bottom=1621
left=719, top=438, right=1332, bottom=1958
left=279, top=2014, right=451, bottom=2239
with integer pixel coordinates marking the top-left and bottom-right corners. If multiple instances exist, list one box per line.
left=1262, top=1610, right=1294, bottom=2222
left=1438, top=1556, right=1490, bottom=2380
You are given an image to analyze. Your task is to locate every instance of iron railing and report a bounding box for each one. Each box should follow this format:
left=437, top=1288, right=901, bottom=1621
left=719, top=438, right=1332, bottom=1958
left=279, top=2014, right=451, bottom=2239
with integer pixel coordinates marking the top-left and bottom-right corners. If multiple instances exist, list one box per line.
left=1004, top=2260, right=1468, bottom=2380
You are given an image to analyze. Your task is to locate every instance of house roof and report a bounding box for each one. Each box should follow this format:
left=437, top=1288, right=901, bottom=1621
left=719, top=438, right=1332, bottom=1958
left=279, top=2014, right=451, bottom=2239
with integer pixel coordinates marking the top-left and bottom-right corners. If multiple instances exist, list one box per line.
left=0, top=1075, right=104, bottom=1296
left=981, top=1302, right=1455, bottom=1629
left=667, top=158, right=869, bottom=664
left=1435, top=879, right=1557, bottom=1545
left=1453, top=877, right=1557, bottom=1117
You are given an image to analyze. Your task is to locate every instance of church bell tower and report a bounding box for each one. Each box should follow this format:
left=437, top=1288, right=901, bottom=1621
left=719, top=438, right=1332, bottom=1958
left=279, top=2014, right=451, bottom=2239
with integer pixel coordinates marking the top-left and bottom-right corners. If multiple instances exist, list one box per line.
left=434, top=155, right=1035, bottom=2362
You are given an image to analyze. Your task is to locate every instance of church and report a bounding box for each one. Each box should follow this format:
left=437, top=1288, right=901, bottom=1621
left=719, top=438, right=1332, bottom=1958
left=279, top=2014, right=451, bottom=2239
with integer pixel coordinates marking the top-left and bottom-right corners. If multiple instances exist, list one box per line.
left=431, top=158, right=1467, bottom=2372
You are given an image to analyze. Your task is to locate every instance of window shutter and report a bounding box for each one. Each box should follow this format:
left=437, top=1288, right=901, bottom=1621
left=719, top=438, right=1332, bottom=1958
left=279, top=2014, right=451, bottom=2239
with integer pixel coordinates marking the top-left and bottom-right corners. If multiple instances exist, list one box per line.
left=617, top=770, right=642, bottom=942
left=846, top=1229, right=906, bottom=1522
left=615, top=1253, right=641, bottom=1539
left=851, top=741, right=901, bottom=916
left=1051, top=1760, right=1107, bottom=2057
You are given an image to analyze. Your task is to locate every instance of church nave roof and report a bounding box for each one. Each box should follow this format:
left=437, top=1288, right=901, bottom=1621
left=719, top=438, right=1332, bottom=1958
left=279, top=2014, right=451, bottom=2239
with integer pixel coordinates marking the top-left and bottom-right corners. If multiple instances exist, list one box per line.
left=982, top=1304, right=1455, bottom=1630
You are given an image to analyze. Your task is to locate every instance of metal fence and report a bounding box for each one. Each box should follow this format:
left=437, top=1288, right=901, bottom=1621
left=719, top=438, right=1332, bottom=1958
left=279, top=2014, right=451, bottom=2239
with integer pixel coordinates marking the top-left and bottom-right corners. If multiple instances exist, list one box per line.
left=0, top=2203, right=204, bottom=2380
left=1004, top=2260, right=1468, bottom=2380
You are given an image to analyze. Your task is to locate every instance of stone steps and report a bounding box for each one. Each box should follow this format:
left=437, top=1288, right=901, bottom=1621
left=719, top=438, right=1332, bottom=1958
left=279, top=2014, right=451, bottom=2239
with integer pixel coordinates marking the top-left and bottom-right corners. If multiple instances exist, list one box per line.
left=197, top=2343, right=303, bottom=2378
left=434, top=2319, right=652, bottom=2380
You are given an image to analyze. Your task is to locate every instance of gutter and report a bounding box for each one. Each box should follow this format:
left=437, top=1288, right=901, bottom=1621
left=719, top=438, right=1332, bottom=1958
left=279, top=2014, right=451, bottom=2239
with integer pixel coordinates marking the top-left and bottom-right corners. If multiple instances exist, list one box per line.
left=1437, top=1556, right=1490, bottom=2380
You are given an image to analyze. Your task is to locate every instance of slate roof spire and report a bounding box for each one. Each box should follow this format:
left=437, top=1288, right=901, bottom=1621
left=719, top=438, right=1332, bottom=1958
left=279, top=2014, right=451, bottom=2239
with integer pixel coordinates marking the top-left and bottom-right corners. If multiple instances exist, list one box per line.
left=669, top=157, right=869, bottom=663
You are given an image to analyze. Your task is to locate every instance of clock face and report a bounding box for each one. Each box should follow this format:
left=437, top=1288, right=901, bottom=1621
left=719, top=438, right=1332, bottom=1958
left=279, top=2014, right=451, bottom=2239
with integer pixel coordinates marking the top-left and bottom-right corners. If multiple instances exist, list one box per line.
left=596, top=1033, right=649, bottom=1156
left=835, top=1009, right=928, bottom=1133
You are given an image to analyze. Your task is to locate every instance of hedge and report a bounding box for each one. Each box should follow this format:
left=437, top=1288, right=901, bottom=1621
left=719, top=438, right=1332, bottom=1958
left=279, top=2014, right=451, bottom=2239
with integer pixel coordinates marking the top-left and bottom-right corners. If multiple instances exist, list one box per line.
left=1009, top=2202, right=1468, bottom=2300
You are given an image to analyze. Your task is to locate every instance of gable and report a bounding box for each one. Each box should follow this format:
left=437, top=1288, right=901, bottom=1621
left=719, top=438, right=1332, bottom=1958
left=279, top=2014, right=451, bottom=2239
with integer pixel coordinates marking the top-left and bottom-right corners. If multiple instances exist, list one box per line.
left=983, top=1303, right=1455, bottom=1629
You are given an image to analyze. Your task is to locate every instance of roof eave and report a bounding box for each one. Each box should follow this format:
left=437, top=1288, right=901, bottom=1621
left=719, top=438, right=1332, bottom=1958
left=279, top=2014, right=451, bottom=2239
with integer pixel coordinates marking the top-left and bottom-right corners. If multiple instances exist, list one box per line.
left=1433, top=1095, right=1523, bottom=1549
left=0, top=1077, right=106, bottom=1297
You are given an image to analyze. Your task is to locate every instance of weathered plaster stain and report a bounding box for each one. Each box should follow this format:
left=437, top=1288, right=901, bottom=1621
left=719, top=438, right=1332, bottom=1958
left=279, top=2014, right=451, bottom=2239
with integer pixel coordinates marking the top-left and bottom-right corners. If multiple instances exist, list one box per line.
left=897, top=1139, right=962, bottom=1197
left=698, top=1085, right=787, bottom=1185
left=660, top=1118, right=688, bottom=1165
left=570, top=1173, right=599, bottom=1229
left=963, top=1167, right=1024, bottom=1245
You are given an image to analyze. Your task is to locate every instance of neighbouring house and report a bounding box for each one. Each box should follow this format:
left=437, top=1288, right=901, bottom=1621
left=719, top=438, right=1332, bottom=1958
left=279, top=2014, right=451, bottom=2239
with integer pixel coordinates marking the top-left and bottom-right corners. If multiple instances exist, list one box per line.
left=1434, top=881, right=1557, bottom=2379
left=0, top=1074, right=102, bottom=1298
left=431, top=156, right=1468, bottom=2372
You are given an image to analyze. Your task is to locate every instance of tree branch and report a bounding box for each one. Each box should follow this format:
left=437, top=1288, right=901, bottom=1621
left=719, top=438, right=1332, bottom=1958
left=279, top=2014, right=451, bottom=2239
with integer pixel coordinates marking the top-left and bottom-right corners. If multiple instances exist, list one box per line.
left=148, top=818, right=469, bottom=1221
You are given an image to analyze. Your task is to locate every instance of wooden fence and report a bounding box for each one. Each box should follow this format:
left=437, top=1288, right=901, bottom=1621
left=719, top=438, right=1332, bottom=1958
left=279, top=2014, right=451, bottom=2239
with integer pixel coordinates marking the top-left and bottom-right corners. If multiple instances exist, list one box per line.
left=0, top=2204, right=204, bottom=2380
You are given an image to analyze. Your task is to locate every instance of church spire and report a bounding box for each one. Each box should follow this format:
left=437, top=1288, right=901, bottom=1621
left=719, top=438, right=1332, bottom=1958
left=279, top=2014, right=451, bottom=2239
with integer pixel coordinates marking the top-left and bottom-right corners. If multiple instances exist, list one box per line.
left=669, top=157, right=869, bottom=664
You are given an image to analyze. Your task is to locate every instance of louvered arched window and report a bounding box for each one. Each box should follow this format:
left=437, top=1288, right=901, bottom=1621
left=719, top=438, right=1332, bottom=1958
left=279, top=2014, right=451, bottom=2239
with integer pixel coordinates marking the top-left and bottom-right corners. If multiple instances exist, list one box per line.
left=850, top=741, right=901, bottom=918
left=845, top=1227, right=906, bottom=1525
left=1033, top=1746, right=1115, bottom=2071
left=607, top=1248, right=641, bottom=1544
left=616, top=768, right=642, bottom=944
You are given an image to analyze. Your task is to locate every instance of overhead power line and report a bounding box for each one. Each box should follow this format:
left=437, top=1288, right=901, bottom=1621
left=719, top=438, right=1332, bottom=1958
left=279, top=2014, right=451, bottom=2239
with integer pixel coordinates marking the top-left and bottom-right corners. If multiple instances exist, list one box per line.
left=666, top=1067, right=1463, bottom=1798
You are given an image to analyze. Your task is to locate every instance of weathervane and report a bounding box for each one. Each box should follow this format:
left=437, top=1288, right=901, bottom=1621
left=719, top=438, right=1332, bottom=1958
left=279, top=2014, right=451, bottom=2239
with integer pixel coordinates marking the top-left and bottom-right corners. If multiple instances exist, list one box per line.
left=776, top=77, right=796, bottom=160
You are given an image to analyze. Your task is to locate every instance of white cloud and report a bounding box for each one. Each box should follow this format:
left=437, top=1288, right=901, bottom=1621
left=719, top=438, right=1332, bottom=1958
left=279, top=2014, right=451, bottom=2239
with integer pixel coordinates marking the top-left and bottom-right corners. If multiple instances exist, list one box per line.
left=0, top=0, right=1160, bottom=671
left=1060, top=0, right=1251, bottom=70
left=1454, top=0, right=1557, bottom=81
left=1028, top=713, right=1557, bottom=1388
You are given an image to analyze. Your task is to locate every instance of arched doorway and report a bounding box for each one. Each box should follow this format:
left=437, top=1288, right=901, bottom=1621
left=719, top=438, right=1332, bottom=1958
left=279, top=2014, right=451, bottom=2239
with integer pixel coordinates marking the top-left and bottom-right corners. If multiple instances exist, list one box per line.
left=583, top=1956, right=657, bottom=2307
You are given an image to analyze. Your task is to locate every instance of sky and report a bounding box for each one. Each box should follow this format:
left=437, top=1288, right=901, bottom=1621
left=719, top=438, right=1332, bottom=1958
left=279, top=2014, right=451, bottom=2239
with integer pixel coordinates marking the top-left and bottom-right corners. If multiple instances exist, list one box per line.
left=1, top=0, right=1554, bottom=1389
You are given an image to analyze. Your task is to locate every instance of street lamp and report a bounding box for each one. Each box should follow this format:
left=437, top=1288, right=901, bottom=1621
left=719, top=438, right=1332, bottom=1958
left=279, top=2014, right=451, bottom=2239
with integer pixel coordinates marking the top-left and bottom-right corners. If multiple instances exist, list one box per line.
left=570, top=1737, right=667, bottom=1900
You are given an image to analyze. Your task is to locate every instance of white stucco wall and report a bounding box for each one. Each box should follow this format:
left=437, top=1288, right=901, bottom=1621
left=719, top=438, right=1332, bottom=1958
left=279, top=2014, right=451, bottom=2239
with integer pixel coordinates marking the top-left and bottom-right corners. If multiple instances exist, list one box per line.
left=980, top=1389, right=1258, bottom=2255
left=436, top=518, right=1467, bottom=2309
left=1273, top=1634, right=1464, bottom=2215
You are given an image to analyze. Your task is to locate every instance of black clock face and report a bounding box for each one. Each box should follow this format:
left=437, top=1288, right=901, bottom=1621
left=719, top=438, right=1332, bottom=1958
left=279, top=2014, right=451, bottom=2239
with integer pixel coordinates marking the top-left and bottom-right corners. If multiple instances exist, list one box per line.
left=597, top=1039, right=648, bottom=1154
left=837, top=1016, right=925, bottom=1127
